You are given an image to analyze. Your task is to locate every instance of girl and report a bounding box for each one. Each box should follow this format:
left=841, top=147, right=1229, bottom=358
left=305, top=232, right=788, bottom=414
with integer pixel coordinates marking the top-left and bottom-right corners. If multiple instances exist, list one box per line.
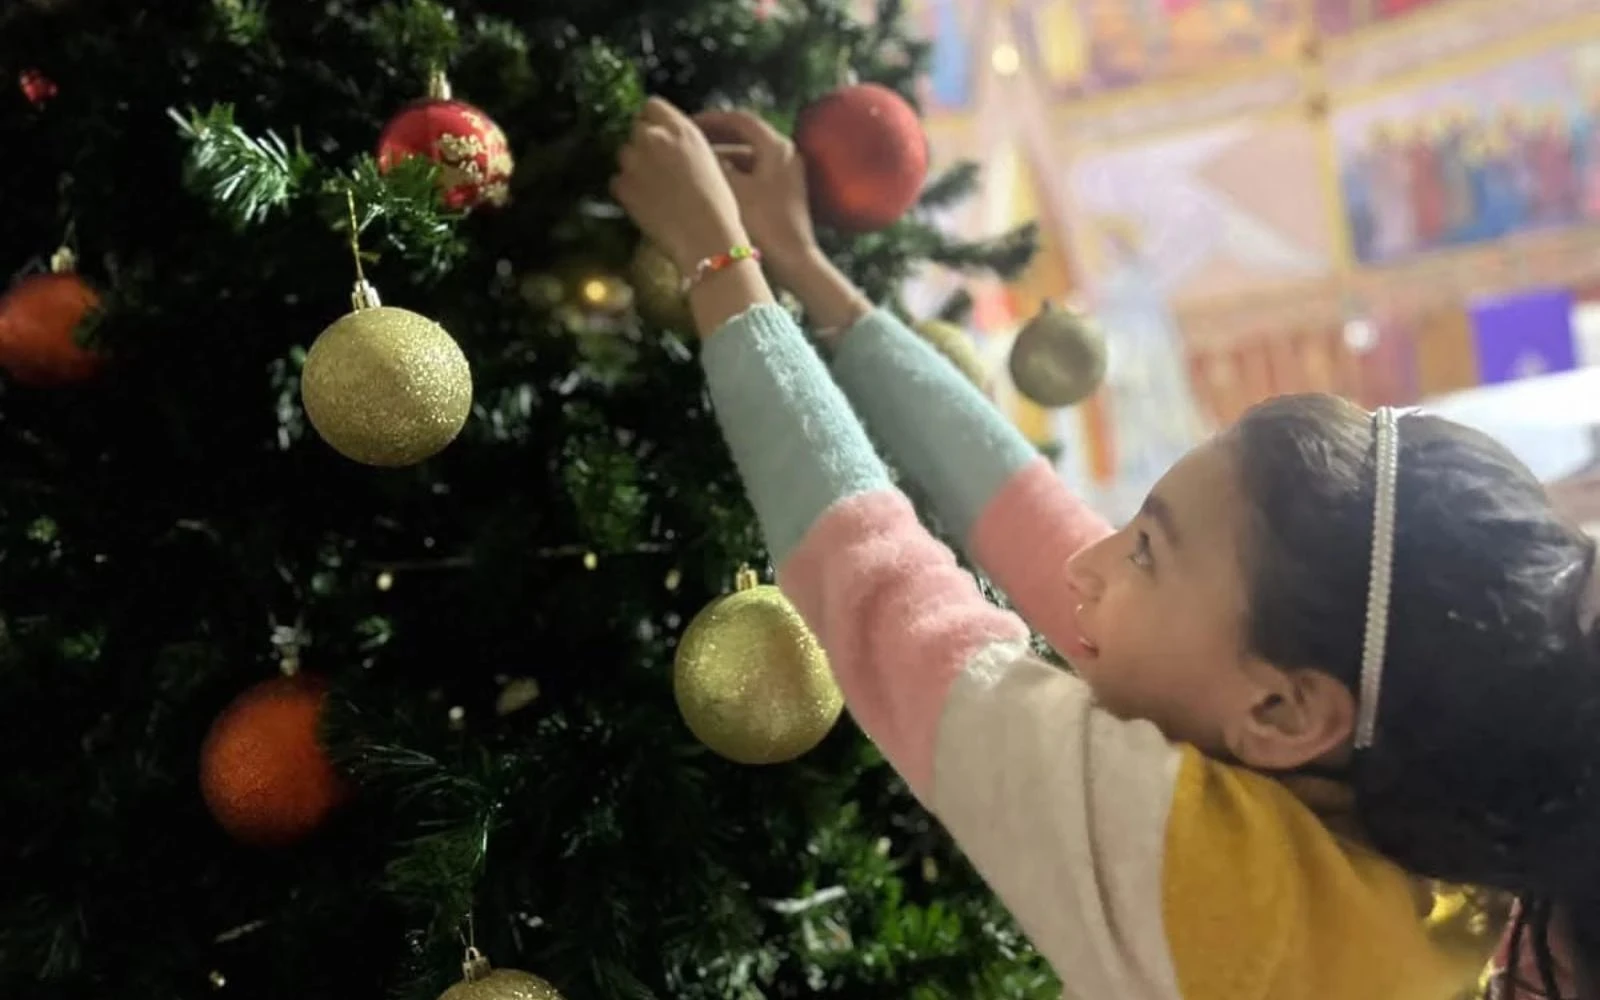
left=611, top=98, right=1600, bottom=999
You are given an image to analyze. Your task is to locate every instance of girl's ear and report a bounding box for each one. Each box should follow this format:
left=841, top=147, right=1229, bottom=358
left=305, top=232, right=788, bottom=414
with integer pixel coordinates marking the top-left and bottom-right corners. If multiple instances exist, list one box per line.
left=1224, top=661, right=1355, bottom=772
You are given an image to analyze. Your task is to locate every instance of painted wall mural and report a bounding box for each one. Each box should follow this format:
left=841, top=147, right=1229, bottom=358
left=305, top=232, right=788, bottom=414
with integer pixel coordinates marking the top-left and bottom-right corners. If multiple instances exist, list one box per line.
left=1335, top=40, right=1600, bottom=265
left=853, top=0, right=1600, bottom=508
left=1063, top=117, right=1337, bottom=307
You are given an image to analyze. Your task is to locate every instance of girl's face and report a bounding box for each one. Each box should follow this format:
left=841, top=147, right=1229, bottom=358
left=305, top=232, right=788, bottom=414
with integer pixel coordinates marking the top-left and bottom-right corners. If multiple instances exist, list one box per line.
left=1063, top=437, right=1348, bottom=763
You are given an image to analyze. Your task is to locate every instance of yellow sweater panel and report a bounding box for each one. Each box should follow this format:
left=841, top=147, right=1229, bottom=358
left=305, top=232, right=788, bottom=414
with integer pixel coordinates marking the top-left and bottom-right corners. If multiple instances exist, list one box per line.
left=1161, top=747, right=1496, bottom=1000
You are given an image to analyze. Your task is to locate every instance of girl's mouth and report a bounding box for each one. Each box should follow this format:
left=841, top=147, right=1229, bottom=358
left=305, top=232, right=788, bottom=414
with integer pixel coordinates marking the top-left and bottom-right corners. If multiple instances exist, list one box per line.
left=1069, top=603, right=1100, bottom=659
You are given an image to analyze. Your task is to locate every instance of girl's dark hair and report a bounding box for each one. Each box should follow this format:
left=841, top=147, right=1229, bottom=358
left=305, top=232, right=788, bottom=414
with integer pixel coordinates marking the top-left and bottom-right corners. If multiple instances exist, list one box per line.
left=1232, top=394, right=1600, bottom=999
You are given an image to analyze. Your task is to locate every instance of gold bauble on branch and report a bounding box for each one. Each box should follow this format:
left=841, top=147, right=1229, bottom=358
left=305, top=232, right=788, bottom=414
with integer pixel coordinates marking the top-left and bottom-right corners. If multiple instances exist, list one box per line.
left=913, top=318, right=988, bottom=389
left=438, top=949, right=564, bottom=1000
left=629, top=240, right=693, bottom=332
left=301, top=281, right=473, bottom=467
left=673, top=566, right=843, bottom=765
left=1007, top=301, right=1107, bottom=408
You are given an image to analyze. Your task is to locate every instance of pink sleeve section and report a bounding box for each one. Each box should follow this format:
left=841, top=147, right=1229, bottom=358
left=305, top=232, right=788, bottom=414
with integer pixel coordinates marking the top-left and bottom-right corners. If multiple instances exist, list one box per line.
left=968, top=458, right=1114, bottom=658
left=777, top=489, right=1030, bottom=798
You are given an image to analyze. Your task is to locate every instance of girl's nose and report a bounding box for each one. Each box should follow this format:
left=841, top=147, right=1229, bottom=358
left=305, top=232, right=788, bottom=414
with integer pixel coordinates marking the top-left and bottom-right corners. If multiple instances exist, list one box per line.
left=1065, top=535, right=1111, bottom=604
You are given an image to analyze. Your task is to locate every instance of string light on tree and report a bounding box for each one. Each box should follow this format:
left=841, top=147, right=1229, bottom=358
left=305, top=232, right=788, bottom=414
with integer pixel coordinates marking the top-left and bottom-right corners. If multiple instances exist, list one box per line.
left=300, top=192, right=473, bottom=467
left=673, top=565, right=842, bottom=765
left=576, top=272, right=632, bottom=316
left=377, top=70, right=513, bottom=211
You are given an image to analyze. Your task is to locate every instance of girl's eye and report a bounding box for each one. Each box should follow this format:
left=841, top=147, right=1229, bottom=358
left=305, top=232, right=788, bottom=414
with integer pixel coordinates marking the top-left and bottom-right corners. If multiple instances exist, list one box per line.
left=1128, top=530, right=1154, bottom=571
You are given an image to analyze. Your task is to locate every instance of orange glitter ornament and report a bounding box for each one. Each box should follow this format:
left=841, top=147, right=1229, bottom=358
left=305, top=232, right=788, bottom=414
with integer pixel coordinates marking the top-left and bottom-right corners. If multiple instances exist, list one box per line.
left=0, top=267, right=103, bottom=385
left=199, top=674, right=346, bottom=847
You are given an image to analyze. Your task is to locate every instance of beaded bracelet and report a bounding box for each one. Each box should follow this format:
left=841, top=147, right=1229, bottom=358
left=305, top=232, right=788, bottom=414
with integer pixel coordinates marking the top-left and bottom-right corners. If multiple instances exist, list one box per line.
left=681, top=245, right=762, bottom=293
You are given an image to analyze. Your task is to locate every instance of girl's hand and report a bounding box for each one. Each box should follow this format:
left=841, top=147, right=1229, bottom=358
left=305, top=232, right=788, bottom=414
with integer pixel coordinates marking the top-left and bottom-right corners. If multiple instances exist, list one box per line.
left=693, top=109, right=818, bottom=283
left=612, top=98, right=748, bottom=275
left=696, top=107, right=871, bottom=336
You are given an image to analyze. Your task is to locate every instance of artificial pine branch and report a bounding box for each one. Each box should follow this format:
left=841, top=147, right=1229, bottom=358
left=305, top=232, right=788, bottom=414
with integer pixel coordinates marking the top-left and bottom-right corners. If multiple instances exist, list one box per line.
left=918, top=161, right=981, bottom=210
left=169, top=104, right=311, bottom=229
left=7, top=4, right=1060, bottom=998
left=929, top=222, right=1040, bottom=280
left=368, top=0, right=462, bottom=82
left=326, top=156, right=468, bottom=275
left=209, top=0, right=269, bottom=46
left=934, top=288, right=975, bottom=324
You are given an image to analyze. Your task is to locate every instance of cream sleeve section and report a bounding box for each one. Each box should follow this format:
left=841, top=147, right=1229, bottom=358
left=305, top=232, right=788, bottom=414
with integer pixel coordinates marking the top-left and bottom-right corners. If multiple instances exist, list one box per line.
left=931, top=642, right=1185, bottom=1000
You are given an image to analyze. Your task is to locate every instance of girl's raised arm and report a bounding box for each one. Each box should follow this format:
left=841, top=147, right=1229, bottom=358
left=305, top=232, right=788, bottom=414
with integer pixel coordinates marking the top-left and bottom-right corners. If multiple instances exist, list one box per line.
left=826, top=303, right=1111, bottom=656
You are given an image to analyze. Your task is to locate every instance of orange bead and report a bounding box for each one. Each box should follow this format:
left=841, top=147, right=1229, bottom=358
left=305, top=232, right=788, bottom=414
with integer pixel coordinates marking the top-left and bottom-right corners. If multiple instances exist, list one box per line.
left=0, top=272, right=103, bottom=385
left=199, top=675, right=346, bottom=847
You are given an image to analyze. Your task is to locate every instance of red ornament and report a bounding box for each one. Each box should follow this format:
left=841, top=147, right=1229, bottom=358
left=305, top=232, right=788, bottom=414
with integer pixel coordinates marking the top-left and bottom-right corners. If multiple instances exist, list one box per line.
left=0, top=268, right=103, bottom=385
left=19, top=69, right=57, bottom=107
left=377, top=74, right=513, bottom=211
left=794, top=83, right=928, bottom=234
left=199, top=674, right=346, bottom=848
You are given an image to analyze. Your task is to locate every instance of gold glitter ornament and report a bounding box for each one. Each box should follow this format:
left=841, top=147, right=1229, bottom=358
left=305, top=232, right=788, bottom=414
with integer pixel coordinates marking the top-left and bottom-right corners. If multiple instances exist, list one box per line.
left=437, top=949, right=565, bottom=1000
left=673, top=566, right=842, bottom=765
left=629, top=241, right=693, bottom=332
left=913, top=319, right=988, bottom=389
left=301, top=281, right=473, bottom=467
left=1008, top=301, right=1107, bottom=408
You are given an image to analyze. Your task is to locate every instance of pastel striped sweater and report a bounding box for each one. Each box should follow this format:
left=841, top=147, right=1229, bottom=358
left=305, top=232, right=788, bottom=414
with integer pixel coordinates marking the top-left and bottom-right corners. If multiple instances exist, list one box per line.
left=700, top=305, right=1492, bottom=1000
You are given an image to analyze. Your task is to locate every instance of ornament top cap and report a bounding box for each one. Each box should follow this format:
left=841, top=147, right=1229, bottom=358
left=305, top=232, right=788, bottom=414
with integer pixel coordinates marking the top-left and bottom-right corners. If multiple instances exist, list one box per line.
left=427, top=68, right=453, bottom=101
left=49, top=247, right=76, bottom=274
left=462, top=946, right=492, bottom=982
left=734, top=565, right=761, bottom=592
left=351, top=279, right=382, bottom=311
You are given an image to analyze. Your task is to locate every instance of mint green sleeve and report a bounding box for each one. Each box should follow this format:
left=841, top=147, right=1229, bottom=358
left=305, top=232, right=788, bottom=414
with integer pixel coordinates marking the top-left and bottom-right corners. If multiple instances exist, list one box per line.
left=698, top=304, right=893, bottom=562
left=827, top=310, right=1045, bottom=543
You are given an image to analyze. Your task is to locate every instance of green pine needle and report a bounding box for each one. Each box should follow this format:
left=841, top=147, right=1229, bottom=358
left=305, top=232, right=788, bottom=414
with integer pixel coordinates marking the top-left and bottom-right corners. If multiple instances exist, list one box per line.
left=928, top=222, right=1040, bottom=281
left=918, top=161, right=980, bottom=211
left=169, top=104, right=311, bottom=229
left=328, top=156, right=468, bottom=275
left=570, top=40, right=646, bottom=150
left=209, top=0, right=269, bottom=45
left=935, top=289, right=975, bottom=325
left=368, top=0, right=462, bottom=81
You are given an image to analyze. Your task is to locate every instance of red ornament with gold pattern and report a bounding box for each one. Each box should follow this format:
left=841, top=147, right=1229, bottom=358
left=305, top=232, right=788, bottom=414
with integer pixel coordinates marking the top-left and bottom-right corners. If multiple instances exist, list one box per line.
left=0, top=249, right=104, bottom=386
left=376, top=71, right=513, bottom=211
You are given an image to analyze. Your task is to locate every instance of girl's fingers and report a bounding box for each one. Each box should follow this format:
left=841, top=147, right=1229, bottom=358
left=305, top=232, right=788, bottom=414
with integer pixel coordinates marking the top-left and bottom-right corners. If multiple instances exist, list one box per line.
left=695, top=110, right=782, bottom=154
left=640, top=96, right=681, bottom=127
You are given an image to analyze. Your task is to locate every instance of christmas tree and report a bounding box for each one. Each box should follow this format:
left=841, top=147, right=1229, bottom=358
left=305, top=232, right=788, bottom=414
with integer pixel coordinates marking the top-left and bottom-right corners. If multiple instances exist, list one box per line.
left=0, top=2, right=1045, bottom=999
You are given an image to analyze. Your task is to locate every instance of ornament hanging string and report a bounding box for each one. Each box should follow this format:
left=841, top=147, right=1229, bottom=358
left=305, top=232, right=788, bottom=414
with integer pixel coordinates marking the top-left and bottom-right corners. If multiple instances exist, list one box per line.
left=459, top=911, right=477, bottom=953
left=343, top=189, right=381, bottom=310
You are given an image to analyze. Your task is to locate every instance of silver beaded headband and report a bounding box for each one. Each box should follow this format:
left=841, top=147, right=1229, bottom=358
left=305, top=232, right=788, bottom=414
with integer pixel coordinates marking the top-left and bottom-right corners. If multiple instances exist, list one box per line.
left=1354, top=406, right=1401, bottom=750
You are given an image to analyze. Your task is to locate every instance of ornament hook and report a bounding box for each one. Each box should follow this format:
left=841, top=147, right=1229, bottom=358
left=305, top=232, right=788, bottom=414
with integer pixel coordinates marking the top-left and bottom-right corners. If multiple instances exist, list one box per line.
left=426, top=67, right=453, bottom=101
left=342, top=189, right=381, bottom=310
left=836, top=43, right=858, bottom=87
left=460, top=946, right=492, bottom=983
